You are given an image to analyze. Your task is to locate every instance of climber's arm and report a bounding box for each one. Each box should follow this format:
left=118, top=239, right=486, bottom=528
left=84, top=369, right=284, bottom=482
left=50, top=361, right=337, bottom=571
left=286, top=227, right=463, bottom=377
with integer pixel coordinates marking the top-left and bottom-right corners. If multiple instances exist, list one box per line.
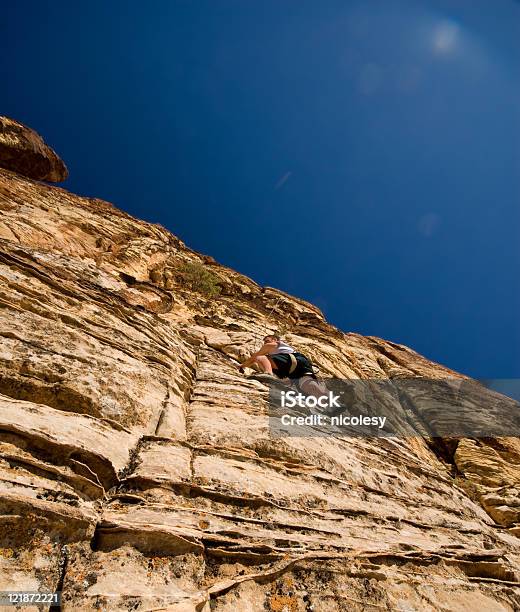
left=239, top=342, right=277, bottom=369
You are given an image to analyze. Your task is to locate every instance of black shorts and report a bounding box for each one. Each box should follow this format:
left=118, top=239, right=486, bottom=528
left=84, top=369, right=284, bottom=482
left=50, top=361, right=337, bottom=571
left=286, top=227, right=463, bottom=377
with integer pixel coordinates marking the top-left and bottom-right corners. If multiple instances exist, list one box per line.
left=269, top=352, right=315, bottom=380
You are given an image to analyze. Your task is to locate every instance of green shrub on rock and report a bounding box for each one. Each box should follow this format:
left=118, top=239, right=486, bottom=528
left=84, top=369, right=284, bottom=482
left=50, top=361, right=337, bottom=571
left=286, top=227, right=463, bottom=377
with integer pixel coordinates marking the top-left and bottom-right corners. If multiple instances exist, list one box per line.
left=178, top=262, right=221, bottom=297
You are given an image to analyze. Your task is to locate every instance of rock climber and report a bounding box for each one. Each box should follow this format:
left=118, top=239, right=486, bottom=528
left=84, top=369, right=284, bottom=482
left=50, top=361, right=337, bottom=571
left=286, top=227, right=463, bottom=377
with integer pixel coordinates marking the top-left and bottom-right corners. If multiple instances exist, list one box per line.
left=238, top=334, right=329, bottom=400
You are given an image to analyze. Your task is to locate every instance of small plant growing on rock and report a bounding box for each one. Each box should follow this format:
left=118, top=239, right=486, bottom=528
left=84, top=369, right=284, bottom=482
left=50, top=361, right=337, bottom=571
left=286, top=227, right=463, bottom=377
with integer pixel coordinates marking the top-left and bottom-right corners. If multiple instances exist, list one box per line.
left=177, top=262, right=222, bottom=297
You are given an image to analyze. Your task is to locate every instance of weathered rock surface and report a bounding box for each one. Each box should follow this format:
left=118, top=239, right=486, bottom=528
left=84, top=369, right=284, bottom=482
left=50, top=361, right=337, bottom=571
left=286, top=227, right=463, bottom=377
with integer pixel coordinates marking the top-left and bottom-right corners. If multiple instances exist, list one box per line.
left=0, top=123, right=519, bottom=610
left=0, top=117, right=68, bottom=182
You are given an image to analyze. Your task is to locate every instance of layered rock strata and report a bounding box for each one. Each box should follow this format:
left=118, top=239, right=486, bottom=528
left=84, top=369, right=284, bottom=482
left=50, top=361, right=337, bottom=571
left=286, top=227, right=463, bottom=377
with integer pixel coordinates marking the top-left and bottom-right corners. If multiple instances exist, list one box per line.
left=0, top=120, right=519, bottom=610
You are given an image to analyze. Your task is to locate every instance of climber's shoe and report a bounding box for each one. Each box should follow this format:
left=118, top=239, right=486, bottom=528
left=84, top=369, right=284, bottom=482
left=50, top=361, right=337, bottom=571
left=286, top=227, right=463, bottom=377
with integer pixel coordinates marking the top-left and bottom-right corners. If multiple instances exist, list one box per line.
left=308, top=404, right=326, bottom=416
left=309, top=403, right=349, bottom=417
left=327, top=403, right=349, bottom=417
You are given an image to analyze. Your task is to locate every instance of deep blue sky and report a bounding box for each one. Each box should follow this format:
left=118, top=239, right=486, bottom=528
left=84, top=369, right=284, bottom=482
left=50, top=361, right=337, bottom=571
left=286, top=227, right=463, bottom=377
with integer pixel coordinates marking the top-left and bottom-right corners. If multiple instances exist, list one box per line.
left=2, top=1, right=519, bottom=378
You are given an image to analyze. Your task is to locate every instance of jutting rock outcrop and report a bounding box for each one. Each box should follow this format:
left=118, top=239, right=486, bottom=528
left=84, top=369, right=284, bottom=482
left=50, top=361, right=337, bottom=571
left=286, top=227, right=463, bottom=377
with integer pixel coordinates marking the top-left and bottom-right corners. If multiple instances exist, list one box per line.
left=0, top=118, right=519, bottom=611
left=0, top=116, right=68, bottom=183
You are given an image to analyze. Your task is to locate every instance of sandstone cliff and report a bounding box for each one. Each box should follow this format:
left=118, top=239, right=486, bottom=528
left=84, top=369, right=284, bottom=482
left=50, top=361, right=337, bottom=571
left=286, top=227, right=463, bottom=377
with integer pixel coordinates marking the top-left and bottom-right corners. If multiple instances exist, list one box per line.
left=0, top=119, right=519, bottom=611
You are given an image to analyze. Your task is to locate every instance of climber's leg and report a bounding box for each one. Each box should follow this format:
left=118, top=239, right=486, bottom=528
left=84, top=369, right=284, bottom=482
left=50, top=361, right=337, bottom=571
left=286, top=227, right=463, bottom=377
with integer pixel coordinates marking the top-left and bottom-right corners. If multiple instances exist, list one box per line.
left=299, top=376, right=349, bottom=416
left=299, top=375, right=328, bottom=399
left=250, top=354, right=274, bottom=374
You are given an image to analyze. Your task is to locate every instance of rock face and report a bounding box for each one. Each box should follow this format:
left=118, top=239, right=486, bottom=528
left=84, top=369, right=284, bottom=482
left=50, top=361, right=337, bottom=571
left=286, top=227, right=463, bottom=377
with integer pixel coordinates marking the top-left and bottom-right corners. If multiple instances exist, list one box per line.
left=0, top=123, right=520, bottom=610
left=0, top=117, right=68, bottom=182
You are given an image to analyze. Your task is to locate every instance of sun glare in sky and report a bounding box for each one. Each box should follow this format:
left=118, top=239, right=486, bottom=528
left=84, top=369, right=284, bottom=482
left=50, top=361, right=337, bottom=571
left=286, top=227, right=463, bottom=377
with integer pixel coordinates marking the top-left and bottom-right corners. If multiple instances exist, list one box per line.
left=432, top=19, right=460, bottom=55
